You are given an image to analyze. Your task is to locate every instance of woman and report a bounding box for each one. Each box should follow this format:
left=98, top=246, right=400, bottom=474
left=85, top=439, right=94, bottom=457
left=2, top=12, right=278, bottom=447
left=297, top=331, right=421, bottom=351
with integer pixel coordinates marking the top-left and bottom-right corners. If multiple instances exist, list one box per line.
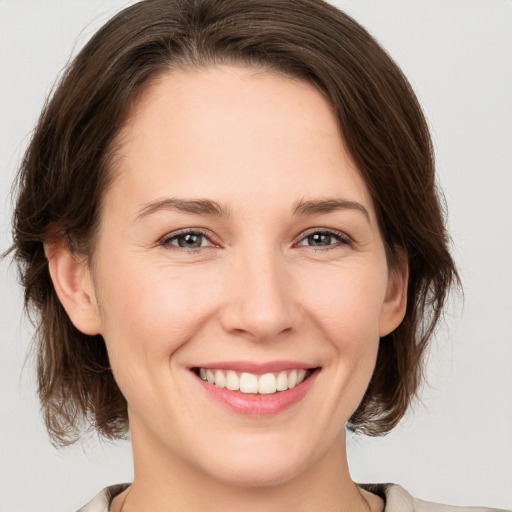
left=7, top=0, right=508, bottom=511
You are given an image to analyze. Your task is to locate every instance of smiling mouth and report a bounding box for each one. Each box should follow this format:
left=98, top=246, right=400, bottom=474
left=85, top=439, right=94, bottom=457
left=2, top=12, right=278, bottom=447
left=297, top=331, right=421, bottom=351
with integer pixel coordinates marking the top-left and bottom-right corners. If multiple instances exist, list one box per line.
left=192, top=367, right=320, bottom=395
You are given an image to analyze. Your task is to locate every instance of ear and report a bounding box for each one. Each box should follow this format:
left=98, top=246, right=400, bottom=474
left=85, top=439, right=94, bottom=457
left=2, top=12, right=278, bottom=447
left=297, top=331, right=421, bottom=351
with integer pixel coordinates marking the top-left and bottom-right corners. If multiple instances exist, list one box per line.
left=378, top=249, right=409, bottom=337
left=45, top=239, right=102, bottom=336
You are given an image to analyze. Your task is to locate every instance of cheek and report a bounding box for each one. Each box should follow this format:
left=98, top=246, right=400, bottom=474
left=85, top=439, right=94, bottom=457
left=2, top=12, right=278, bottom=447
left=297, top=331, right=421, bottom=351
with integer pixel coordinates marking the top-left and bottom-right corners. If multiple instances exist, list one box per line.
left=301, top=263, right=387, bottom=400
left=300, top=261, right=388, bottom=345
left=285, top=263, right=388, bottom=428
left=95, top=257, right=220, bottom=377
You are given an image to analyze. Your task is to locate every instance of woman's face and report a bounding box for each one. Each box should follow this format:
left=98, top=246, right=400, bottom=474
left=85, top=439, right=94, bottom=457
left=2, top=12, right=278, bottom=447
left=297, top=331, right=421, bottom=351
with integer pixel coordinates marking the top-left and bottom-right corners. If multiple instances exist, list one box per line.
left=82, top=65, right=406, bottom=486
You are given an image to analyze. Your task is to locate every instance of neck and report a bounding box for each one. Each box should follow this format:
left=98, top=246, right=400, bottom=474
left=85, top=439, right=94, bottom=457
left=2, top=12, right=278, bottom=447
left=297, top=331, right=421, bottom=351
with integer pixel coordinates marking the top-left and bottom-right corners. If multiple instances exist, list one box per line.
left=117, top=423, right=375, bottom=512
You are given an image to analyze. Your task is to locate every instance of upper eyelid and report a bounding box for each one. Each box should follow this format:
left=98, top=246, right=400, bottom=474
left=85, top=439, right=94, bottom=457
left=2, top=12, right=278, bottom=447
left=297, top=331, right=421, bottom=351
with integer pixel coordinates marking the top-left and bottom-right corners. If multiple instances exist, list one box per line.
left=298, top=227, right=348, bottom=237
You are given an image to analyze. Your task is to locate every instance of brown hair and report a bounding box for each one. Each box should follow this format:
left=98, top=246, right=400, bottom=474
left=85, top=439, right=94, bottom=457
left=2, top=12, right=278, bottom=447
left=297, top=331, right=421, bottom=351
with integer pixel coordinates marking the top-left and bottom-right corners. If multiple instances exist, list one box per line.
left=10, top=0, right=459, bottom=445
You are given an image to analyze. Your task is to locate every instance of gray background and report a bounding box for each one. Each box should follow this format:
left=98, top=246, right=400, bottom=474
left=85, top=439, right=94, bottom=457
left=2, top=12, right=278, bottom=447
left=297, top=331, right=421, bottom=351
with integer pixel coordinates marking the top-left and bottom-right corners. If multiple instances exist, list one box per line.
left=1, top=1, right=511, bottom=510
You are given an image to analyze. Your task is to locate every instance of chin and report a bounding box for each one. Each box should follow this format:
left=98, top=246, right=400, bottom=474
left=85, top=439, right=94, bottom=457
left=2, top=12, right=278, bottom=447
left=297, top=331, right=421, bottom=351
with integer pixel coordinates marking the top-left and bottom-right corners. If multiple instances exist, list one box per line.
left=204, top=457, right=306, bottom=489
left=193, top=434, right=318, bottom=489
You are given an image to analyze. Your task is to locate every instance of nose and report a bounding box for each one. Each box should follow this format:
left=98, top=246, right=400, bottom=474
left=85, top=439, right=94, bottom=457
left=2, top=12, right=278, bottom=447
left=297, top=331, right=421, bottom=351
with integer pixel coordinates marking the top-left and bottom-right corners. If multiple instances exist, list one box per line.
left=219, top=246, right=301, bottom=342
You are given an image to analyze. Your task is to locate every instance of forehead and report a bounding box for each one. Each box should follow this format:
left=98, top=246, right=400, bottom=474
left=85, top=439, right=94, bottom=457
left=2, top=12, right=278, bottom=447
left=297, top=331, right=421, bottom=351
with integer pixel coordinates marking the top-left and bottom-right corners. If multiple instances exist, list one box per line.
left=107, top=64, right=374, bottom=217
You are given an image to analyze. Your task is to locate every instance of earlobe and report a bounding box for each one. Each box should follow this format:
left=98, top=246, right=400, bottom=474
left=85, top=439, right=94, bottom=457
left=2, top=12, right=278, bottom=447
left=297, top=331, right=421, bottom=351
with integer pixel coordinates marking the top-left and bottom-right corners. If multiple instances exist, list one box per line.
left=45, top=240, right=101, bottom=336
left=378, top=251, right=409, bottom=337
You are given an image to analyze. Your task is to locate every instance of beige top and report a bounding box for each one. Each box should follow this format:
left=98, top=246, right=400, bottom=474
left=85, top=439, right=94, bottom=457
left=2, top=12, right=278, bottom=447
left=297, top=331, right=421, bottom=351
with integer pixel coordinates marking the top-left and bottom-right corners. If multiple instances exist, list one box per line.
left=77, top=483, right=508, bottom=511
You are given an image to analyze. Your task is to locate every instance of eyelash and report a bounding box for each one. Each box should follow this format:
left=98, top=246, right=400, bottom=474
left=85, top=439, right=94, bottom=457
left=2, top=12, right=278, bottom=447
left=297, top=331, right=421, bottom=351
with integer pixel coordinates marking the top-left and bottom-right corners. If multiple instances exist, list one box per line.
left=160, top=228, right=215, bottom=251
left=159, top=228, right=352, bottom=252
left=295, top=229, right=352, bottom=250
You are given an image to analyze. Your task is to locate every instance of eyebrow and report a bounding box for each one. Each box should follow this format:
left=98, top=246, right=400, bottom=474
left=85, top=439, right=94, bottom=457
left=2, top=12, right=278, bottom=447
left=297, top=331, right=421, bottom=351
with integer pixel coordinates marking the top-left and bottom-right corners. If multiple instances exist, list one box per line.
left=135, top=196, right=370, bottom=222
left=292, top=197, right=370, bottom=221
left=135, top=198, right=231, bottom=220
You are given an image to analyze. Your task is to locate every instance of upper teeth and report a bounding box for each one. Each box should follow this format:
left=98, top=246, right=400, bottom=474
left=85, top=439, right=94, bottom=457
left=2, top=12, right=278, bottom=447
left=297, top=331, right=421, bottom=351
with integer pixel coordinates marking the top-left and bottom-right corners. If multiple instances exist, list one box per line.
left=198, top=368, right=309, bottom=394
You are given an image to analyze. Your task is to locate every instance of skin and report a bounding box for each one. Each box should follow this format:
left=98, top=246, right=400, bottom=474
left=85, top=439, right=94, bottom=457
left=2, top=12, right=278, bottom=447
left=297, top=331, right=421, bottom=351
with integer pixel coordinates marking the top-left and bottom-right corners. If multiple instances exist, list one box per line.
left=48, top=65, right=407, bottom=512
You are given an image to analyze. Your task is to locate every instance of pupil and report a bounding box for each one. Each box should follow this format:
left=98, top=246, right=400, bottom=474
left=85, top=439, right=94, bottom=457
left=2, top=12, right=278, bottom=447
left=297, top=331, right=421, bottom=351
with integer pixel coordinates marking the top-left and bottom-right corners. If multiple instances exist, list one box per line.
left=179, top=233, right=202, bottom=248
left=309, top=233, right=330, bottom=246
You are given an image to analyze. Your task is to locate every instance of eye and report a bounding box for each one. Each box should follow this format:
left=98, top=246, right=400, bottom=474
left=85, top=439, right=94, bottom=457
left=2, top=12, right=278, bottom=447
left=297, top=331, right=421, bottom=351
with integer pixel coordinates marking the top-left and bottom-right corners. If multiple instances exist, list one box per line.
left=296, top=229, right=350, bottom=249
left=160, top=229, right=214, bottom=250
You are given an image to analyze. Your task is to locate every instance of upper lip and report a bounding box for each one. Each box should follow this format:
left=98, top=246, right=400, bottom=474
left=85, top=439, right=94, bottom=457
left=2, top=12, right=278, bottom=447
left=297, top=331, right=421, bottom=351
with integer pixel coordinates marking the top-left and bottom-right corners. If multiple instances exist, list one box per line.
left=190, top=360, right=319, bottom=374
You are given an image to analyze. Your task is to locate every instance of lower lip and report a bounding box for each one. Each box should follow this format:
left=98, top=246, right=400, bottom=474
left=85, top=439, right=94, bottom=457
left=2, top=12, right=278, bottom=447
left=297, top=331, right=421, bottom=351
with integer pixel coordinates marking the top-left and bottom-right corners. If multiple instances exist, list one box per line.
left=194, top=370, right=319, bottom=416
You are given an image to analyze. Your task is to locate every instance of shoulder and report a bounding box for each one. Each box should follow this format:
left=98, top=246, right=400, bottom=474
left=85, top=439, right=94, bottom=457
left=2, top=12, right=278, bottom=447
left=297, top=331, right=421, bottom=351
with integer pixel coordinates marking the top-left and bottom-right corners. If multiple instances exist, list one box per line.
left=77, top=483, right=508, bottom=512
left=76, top=484, right=129, bottom=512
left=360, top=484, right=508, bottom=512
